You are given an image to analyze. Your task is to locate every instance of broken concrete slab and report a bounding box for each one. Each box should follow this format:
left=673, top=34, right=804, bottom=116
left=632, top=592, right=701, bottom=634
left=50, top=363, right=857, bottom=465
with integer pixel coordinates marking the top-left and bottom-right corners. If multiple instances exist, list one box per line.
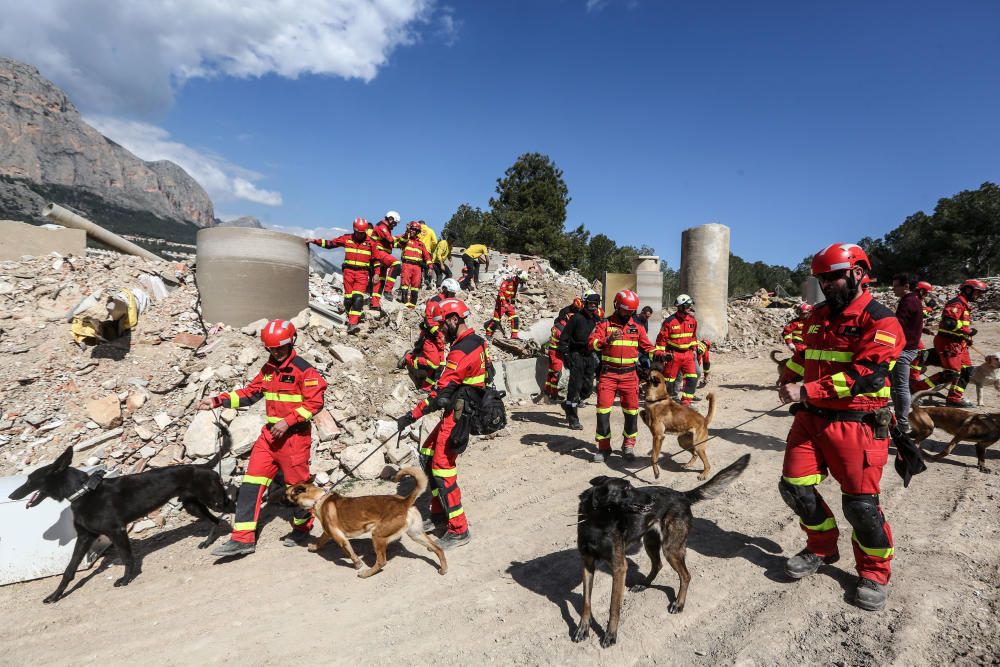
left=498, top=357, right=547, bottom=398
left=313, top=409, right=340, bottom=442
left=228, top=414, right=267, bottom=457
left=0, top=220, right=86, bottom=261
left=182, top=411, right=219, bottom=458
left=331, top=344, right=364, bottom=365
left=339, top=441, right=386, bottom=479
left=85, top=394, right=123, bottom=429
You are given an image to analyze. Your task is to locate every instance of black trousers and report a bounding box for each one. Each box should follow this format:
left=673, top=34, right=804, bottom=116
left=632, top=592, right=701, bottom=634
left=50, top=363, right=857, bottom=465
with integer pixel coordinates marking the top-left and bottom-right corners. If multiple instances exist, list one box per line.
left=565, top=351, right=597, bottom=406
left=433, top=261, right=452, bottom=286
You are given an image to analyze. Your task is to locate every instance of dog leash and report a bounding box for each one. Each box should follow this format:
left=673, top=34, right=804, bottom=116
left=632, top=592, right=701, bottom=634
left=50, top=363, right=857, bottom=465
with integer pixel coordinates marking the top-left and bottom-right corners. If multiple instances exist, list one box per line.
left=326, top=428, right=404, bottom=491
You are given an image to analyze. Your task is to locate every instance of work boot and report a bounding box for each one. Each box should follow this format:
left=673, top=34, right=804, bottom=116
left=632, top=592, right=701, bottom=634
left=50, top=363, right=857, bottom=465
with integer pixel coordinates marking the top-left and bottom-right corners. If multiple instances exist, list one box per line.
left=282, top=530, right=310, bottom=547
left=564, top=404, right=583, bottom=430
left=946, top=398, right=974, bottom=408
left=347, top=324, right=361, bottom=335
left=622, top=447, right=636, bottom=462
left=437, top=529, right=471, bottom=550
left=211, top=539, right=256, bottom=558
left=784, top=549, right=839, bottom=579
left=854, top=577, right=888, bottom=611
left=592, top=451, right=607, bottom=464
left=422, top=514, right=446, bottom=533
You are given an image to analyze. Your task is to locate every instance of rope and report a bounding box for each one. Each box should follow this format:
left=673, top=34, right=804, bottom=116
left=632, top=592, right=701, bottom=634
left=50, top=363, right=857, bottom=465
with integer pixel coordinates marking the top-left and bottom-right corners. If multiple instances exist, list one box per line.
left=326, top=428, right=403, bottom=491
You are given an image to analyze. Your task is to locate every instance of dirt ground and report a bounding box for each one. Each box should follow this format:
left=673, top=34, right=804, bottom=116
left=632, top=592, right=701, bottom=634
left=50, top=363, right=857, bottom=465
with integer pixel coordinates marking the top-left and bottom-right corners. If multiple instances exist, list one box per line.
left=2, top=325, right=999, bottom=666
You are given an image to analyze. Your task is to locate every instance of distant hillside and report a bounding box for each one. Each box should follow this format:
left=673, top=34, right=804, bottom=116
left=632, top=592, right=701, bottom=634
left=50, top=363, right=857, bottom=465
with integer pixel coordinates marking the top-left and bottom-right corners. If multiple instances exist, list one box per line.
left=216, top=216, right=264, bottom=228
left=0, top=58, right=214, bottom=239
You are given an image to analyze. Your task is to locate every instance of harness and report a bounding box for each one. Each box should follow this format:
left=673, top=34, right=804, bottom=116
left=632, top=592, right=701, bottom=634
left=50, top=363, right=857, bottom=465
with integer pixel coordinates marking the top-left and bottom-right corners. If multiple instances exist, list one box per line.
left=66, top=469, right=107, bottom=502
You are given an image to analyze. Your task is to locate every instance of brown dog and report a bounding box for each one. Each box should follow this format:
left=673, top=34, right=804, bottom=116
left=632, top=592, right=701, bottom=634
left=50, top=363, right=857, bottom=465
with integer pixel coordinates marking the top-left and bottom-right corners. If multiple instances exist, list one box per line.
left=285, top=467, right=447, bottom=578
left=909, top=388, right=1000, bottom=473
left=970, top=353, right=1000, bottom=406
left=640, top=370, right=716, bottom=480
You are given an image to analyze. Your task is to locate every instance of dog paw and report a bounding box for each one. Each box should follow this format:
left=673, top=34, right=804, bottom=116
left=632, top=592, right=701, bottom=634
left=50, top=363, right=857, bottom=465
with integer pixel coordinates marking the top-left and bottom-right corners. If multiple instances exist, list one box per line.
left=697, top=473, right=708, bottom=481
left=629, top=584, right=648, bottom=593
left=113, top=576, right=132, bottom=588
left=600, top=632, right=617, bottom=648
left=42, top=592, right=61, bottom=604
left=668, top=602, right=684, bottom=614
left=572, top=626, right=590, bottom=643
left=352, top=560, right=363, bottom=570
left=307, top=545, right=319, bottom=552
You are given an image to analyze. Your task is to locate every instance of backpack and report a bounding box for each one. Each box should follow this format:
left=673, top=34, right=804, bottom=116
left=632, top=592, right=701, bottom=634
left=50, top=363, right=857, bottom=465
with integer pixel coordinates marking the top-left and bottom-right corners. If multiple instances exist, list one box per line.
left=446, top=387, right=508, bottom=454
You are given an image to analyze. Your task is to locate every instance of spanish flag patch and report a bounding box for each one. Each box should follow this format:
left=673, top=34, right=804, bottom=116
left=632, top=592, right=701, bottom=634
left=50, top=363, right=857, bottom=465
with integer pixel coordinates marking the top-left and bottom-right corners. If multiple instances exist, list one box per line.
left=304, top=379, right=319, bottom=387
left=873, top=330, right=897, bottom=346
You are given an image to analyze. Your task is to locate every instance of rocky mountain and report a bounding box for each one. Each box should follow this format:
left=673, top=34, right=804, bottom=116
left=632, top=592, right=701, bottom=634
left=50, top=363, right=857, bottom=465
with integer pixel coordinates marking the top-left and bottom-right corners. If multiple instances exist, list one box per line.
left=216, top=215, right=264, bottom=228
left=0, top=58, right=214, bottom=237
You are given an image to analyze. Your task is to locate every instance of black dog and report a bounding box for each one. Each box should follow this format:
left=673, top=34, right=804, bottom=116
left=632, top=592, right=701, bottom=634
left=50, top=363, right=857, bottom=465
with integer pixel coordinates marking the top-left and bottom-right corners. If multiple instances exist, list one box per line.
left=8, top=444, right=234, bottom=602
left=574, top=453, right=750, bottom=647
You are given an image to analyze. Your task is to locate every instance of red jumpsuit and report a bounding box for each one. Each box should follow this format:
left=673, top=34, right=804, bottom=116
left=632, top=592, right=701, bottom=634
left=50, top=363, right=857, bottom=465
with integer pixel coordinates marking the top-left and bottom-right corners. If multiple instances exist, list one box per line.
left=589, top=314, right=654, bottom=453
left=211, top=351, right=328, bottom=544
left=695, top=339, right=711, bottom=379
left=779, top=290, right=904, bottom=585
left=655, top=310, right=699, bottom=405
left=484, top=278, right=520, bottom=339
left=782, top=317, right=807, bottom=353
left=408, top=328, right=490, bottom=536
left=311, top=235, right=397, bottom=326
left=369, top=222, right=401, bottom=307
left=405, top=293, right=446, bottom=391
left=398, top=235, right=432, bottom=308
left=545, top=308, right=576, bottom=398
left=929, top=294, right=973, bottom=405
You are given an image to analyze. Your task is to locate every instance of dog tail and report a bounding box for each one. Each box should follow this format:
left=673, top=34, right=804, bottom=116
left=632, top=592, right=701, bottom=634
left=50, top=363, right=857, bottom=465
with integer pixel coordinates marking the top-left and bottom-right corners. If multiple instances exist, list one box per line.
left=703, top=392, right=716, bottom=427
left=912, top=383, right=949, bottom=407
left=685, top=454, right=750, bottom=504
left=396, top=466, right=428, bottom=507
left=770, top=350, right=786, bottom=365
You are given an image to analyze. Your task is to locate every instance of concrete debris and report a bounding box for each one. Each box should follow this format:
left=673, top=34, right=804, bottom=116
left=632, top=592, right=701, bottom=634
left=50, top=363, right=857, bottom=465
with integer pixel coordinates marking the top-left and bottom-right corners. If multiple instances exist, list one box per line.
left=85, top=393, right=123, bottom=429
left=228, top=414, right=268, bottom=457
left=339, top=439, right=388, bottom=480
left=182, top=411, right=219, bottom=459
left=330, top=344, right=364, bottom=365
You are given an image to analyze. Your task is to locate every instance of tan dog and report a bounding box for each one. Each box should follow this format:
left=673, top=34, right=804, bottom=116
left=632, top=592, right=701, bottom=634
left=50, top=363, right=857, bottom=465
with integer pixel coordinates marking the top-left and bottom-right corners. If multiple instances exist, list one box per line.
left=640, top=370, right=716, bottom=480
left=909, top=387, right=1000, bottom=473
left=970, top=353, right=1000, bottom=406
left=285, top=467, right=447, bottom=578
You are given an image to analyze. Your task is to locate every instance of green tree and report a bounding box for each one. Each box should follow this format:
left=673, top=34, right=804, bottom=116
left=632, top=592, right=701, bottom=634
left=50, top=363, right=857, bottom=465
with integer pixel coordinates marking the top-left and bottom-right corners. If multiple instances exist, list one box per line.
left=489, top=152, right=572, bottom=266
left=441, top=204, right=504, bottom=248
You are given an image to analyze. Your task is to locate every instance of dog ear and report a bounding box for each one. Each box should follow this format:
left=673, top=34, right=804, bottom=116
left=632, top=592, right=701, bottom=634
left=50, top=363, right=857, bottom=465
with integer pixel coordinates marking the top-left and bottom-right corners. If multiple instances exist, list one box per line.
left=588, top=475, right=611, bottom=487
left=590, top=484, right=610, bottom=510
left=54, top=445, right=74, bottom=470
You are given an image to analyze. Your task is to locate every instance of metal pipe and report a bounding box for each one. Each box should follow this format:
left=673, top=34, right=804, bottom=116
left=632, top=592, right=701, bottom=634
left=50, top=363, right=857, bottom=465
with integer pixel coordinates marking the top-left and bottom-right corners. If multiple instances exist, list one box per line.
left=42, top=202, right=164, bottom=262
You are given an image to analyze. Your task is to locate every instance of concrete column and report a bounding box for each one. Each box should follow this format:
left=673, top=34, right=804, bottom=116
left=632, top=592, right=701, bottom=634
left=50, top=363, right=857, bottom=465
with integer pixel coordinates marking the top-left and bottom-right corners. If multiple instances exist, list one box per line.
left=802, top=276, right=823, bottom=305
left=679, top=223, right=730, bottom=342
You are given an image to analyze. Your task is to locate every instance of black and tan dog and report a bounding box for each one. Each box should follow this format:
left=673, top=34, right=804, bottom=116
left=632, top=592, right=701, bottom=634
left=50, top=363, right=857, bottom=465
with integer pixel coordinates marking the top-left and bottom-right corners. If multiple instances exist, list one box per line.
left=285, top=466, right=447, bottom=578
left=8, top=444, right=233, bottom=603
left=909, top=387, right=1000, bottom=473
left=640, top=370, right=716, bottom=480
left=573, top=454, right=750, bottom=648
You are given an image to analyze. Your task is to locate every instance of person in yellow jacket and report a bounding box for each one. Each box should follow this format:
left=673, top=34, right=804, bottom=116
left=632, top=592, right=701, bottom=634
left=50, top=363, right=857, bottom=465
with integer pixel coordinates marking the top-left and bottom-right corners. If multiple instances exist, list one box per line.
left=431, top=233, right=454, bottom=287
left=418, top=221, right=438, bottom=289
left=459, top=243, right=490, bottom=291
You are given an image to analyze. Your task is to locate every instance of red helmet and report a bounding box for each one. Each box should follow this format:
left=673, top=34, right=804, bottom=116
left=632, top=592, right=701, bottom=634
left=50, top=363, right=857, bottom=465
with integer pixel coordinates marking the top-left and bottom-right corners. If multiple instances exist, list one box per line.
left=437, top=298, right=470, bottom=321
left=915, top=281, right=934, bottom=293
left=962, top=279, right=988, bottom=292
left=260, top=319, right=296, bottom=348
left=796, top=303, right=813, bottom=316
left=353, top=217, right=369, bottom=233
left=614, top=289, right=640, bottom=312
left=425, top=300, right=442, bottom=323
left=407, top=221, right=422, bottom=234
left=810, top=243, right=872, bottom=276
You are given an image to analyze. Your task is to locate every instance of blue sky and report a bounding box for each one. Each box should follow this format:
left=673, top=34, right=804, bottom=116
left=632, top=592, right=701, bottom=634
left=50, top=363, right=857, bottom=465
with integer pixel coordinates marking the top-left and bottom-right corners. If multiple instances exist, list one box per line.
left=4, top=1, right=1000, bottom=270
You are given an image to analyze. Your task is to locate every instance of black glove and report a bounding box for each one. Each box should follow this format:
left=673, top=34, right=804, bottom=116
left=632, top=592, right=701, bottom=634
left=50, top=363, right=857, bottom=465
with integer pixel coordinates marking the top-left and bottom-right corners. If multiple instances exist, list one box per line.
left=396, top=414, right=416, bottom=432
left=891, top=427, right=926, bottom=488
left=969, top=327, right=978, bottom=338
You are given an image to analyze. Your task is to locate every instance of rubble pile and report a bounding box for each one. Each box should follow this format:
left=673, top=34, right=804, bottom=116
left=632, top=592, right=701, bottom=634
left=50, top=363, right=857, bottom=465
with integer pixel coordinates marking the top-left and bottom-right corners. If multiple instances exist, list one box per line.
left=721, top=302, right=794, bottom=352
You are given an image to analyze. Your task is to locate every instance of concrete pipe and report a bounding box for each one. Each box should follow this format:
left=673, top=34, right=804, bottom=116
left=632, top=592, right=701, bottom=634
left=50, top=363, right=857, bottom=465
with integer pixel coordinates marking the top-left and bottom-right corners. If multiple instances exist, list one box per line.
left=42, top=203, right=164, bottom=262
left=679, top=223, right=730, bottom=342
left=196, top=227, right=309, bottom=327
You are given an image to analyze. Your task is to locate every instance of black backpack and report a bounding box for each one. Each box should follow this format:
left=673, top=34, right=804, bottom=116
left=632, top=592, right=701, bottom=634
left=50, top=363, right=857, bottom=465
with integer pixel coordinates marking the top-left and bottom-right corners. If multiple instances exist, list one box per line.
left=446, top=386, right=507, bottom=454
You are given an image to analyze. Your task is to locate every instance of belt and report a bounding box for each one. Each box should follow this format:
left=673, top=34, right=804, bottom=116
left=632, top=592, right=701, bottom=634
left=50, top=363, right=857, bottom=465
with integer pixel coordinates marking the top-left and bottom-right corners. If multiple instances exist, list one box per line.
left=600, top=365, right=637, bottom=375
left=791, top=402, right=874, bottom=424
left=402, top=259, right=424, bottom=265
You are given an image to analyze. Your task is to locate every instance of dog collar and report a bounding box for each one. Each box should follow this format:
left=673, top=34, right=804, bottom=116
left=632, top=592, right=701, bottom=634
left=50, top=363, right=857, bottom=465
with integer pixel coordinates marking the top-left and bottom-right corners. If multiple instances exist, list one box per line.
left=643, top=396, right=670, bottom=405
left=66, top=470, right=107, bottom=502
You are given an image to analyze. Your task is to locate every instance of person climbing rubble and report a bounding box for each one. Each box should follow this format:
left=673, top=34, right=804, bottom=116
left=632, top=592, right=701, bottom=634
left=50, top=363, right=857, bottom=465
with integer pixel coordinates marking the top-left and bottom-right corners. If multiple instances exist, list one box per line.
left=202, top=319, right=328, bottom=558
left=458, top=243, right=490, bottom=290
left=368, top=210, right=403, bottom=307
left=403, top=278, right=459, bottom=391
left=484, top=270, right=526, bottom=340
left=431, top=232, right=454, bottom=287
left=309, top=218, right=398, bottom=335
left=398, top=221, right=432, bottom=309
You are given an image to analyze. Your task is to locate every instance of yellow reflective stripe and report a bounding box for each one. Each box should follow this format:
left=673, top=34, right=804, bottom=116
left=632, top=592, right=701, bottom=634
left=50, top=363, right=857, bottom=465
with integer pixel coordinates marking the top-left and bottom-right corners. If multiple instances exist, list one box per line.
left=263, top=392, right=304, bottom=402
left=292, top=516, right=310, bottom=525
left=592, top=339, right=602, bottom=351
left=804, top=349, right=855, bottom=362
left=463, top=374, right=486, bottom=385
left=668, top=333, right=693, bottom=339
left=682, top=373, right=698, bottom=378
left=654, top=345, right=665, bottom=352
left=596, top=407, right=613, bottom=414
left=622, top=408, right=640, bottom=415
left=782, top=474, right=826, bottom=486
left=448, top=507, right=465, bottom=519
left=242, top=475, right=273, bottom=486
left=852, top=533, right=894, bottom=559
left=233, top=522, right=257, bottom=531
left=830, top=372, right=852, bottom=398
left=668, top=342, right=696, bottom=349
left=609, top=340, right=639, bottom=347
left=431, top=468, right=457, bottom=478
left=266, top=416, right=283, bottom=424
left=623, top=431, right=638, bottom=438
left=228, top=391, right=240, bottom=408
left=344, top=260, right=370, bottom=267
left=295, top=407, right=313, bottom=421
left=419, top=447, right=434, bottom=456
left=601, top=355, right=637, bottom=363
left=802, top=517, right=837, bottom=532
left=786, top=360, right=805, bottom=376
left=859, top=386, right=892, bottom=399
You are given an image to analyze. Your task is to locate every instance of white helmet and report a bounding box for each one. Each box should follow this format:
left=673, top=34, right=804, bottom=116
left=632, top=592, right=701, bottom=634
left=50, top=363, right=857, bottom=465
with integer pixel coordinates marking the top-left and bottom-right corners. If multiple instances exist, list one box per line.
left=384, top=210, right=400, bottom=224
left=583, top=288, right=598, bottom=300
left=517, top=270, right=529, bottom=281
left=675, top=294, right=694, bottom=308
left=441, top=278, right=460, bottom=294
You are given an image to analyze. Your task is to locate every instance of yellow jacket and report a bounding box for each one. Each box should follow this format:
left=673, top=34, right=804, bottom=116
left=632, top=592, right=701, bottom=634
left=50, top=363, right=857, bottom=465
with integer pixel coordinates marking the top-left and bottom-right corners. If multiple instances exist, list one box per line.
left=433, top=238, right=451, bottom=263
left=418, top=224, right=437, bottom=254
left=465, top=244, right=489, bottom=259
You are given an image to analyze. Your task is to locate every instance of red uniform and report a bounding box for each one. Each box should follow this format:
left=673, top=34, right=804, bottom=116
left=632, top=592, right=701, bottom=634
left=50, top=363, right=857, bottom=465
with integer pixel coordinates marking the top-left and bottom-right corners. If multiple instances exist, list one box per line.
left=782, top=317, right=807, bottom=353
left=909, top=341, right=935, bottom=394
left=588, top=313, right=654, bottom=453
left=655, top=310, right=699, bottom=405
left=545, top=308, right=576, bottom=398
left=369, top=221, right=401, bottom=307
left=211, top=351, right=327, bottom=544
left=484, top=277, right=521, bottom=339
left=409, top=328, right=490, bottom=536
left=695, top=339, right=711, bottom=378
left=779, top=290, right=903, bottom=585
left=929, top=294, right=973, bottom=404
left=311, top=235, right=397, bottom=325
left=405, top=293, right=446, bottom=391
left=398, top=235, right=432, bottom=308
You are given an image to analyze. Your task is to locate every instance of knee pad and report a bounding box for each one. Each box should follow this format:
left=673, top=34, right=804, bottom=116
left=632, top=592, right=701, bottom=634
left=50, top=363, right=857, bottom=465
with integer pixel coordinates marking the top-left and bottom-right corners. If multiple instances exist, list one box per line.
left=842, top=494, right=889, bottom=546
left=778, top=478, right=819, bottom=518
left=959, top=366, right=972, bottom=382
left=940, top=369, right=959, bottom=383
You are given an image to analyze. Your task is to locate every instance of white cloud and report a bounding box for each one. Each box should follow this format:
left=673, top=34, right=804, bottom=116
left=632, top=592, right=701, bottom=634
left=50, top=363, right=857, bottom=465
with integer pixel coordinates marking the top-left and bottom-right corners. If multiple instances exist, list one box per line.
left=0, top=0, right=440, bottom=115
left=87, top=116, right=283, bottom=206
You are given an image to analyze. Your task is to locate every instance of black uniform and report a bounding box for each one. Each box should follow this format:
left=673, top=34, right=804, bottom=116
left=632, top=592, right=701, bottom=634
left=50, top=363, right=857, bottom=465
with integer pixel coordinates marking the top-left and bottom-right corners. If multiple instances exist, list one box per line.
left=558, top=307, right=599, bottom=427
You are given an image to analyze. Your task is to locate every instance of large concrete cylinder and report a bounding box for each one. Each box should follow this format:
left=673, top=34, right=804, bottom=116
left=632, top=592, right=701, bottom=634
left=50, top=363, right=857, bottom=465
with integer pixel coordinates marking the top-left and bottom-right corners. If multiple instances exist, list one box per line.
left=679, top=223, right=730, bottom=342
left=196, top=227, right=309, bottom=327
left=631, top=254, right=663, bottom=321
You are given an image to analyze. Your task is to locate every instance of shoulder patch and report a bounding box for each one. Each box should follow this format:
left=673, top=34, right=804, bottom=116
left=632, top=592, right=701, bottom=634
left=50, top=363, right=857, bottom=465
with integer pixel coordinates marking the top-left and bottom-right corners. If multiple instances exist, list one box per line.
left=862, top=298, right=895, bottom=322
left=290, top=356, right=314, bottom=372
left=454, top=334, right=485, bottom=354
